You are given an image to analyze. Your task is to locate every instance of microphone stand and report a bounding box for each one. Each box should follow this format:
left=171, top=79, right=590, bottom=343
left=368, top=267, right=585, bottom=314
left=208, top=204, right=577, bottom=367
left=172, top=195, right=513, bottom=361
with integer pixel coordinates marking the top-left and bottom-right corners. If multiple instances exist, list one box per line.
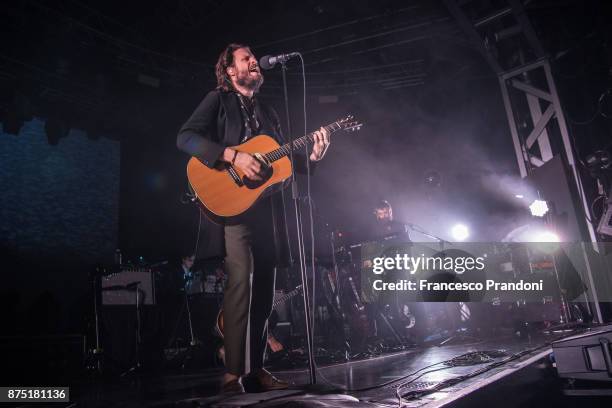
left=280, top=60, right=317, bottom=385
left=404, top=222, right=452, bottom=251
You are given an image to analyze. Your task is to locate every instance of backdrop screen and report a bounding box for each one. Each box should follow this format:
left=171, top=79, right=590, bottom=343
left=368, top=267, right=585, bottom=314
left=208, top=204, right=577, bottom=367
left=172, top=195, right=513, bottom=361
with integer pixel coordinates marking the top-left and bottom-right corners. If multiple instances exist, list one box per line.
left=0, top=118, right=120, bottom=263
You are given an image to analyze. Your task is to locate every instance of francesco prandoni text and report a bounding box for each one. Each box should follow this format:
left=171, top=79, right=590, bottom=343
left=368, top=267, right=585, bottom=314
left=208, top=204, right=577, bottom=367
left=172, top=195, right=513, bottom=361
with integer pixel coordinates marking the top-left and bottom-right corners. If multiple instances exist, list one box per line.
left=370, top=254, right=543, bottom=292
left=372, top=279, right=543, bottom=292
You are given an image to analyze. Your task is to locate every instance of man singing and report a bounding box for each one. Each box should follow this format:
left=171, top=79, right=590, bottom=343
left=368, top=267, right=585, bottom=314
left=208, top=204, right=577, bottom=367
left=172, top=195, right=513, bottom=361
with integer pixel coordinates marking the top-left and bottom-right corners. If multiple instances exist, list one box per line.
left=177, top=44, right=330, bottom=393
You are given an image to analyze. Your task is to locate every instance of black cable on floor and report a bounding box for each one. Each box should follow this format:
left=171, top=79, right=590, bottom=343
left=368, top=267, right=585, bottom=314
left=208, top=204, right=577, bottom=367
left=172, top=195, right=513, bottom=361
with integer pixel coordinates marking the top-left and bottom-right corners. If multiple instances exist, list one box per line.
left=320, top=349, right=506, bottom=394
left=396, top=345, right=549, bottom=407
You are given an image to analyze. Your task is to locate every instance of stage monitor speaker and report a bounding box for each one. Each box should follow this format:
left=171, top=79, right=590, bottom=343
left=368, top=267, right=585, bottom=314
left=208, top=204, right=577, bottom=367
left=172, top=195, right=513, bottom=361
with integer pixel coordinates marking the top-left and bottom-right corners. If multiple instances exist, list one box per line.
left=553, top=324, right=612, bottom=382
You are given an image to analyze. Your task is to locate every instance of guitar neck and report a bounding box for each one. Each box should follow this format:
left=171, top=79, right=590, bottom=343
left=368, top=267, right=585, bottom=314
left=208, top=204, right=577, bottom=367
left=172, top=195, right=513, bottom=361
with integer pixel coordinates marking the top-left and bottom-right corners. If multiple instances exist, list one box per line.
left=272, top=286, right=301, bottom=308
left=264, top=122, right=342, bottom=163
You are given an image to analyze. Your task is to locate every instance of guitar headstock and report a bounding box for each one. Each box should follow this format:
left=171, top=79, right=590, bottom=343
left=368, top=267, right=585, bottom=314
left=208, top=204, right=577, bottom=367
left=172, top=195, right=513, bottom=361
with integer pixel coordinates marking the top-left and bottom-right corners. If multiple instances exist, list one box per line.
left=336, top=115, right=363, bottom=132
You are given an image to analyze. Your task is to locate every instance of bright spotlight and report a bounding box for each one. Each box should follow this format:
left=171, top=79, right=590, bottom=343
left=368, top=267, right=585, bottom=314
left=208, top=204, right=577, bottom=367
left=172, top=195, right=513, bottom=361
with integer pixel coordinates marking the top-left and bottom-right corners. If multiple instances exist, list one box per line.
left=535, top=231, right=560, bottom=242
left=451, top=224, right=469, bottom=241
left=514, top=194, right=524, bottom=199
left=529, top=199, right=549, bottom=217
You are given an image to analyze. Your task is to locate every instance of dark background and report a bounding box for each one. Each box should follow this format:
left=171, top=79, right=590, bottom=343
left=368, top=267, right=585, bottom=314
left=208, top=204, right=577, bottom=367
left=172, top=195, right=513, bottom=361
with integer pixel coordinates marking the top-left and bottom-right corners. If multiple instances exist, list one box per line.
left=1, top=0, right=611, bottom=335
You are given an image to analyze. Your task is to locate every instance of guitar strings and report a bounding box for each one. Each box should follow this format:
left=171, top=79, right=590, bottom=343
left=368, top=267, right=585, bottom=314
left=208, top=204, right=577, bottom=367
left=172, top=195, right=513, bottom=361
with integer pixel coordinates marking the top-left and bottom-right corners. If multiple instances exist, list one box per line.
left=264, top=123, right=338, bottom=162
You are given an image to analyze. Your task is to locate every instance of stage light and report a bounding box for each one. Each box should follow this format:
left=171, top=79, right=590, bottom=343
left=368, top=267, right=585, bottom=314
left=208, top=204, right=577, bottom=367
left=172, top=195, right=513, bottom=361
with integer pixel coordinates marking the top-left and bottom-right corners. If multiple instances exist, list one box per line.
left=451, top=224, right=469, bottom=241
left=502, top=224, right=562, bottom=244
left=514, top=194, right=524, bottom=199
left=534, top=231, right=560, bottom=242
left=529, top=199, right=549, bottom=217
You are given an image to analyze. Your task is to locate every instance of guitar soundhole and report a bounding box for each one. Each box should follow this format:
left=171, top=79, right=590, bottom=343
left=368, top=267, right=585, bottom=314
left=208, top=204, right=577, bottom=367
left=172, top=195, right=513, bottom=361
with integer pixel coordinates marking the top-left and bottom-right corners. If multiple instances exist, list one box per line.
left=242, top=165, right=273, bottom=189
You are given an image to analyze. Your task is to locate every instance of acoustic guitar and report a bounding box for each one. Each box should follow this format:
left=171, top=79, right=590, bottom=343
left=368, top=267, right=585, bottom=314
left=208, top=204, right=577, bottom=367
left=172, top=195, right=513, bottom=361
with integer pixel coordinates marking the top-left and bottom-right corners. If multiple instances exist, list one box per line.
left=186, top=115, right=362, bottom=219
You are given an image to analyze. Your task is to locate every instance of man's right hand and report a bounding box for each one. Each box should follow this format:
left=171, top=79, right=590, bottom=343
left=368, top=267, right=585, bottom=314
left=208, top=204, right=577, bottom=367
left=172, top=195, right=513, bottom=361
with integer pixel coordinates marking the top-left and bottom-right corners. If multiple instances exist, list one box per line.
left=223, top=148, right=263, bottom=180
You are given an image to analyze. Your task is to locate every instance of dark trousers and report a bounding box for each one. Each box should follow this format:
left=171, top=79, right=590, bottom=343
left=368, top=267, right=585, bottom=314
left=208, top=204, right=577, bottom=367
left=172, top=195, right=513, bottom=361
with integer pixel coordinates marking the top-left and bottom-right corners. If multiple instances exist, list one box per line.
left=222, top=221, right=276, bottom=375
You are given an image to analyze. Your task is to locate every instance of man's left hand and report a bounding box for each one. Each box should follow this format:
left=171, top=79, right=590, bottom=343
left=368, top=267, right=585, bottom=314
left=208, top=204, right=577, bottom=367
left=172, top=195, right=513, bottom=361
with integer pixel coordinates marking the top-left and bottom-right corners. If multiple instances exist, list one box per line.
left=310, top=126, right=330, bottom=161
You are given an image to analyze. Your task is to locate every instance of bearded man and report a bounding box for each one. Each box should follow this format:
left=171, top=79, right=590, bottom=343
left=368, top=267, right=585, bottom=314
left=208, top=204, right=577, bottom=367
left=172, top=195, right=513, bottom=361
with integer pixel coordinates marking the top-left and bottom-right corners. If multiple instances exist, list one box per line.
left=177, top=44, right=329, bottom=393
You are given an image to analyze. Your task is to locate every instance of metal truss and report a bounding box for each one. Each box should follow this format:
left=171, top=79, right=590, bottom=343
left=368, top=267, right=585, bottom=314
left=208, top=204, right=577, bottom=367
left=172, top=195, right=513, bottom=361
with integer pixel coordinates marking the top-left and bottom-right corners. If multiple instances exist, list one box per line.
left=444, top=0, right=597, bottom=242
left=445, top=0, right=604, bottom=322
left=498, top=59, right=597, bottom=240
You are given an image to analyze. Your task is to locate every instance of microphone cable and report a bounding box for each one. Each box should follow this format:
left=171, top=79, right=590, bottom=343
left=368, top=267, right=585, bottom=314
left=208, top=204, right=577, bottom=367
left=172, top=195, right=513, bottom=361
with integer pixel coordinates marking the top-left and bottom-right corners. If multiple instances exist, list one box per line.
left=192, top=207, right=202, bottom=258
left=180, top=181, right=202, bottom=258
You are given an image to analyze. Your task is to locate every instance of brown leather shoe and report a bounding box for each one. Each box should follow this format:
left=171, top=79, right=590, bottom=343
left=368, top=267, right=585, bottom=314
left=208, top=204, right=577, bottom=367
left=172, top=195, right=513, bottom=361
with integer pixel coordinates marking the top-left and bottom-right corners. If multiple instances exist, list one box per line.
left=220, top=378, right=245, bottom=394
left=243, top=369, right=290, bottom=392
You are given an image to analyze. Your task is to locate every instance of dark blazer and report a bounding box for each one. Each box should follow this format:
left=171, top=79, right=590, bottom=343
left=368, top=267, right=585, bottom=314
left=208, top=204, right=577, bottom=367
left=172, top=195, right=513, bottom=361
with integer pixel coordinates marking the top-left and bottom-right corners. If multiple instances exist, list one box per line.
left=177, top=89, right=304, bottom=263
left=177, top=89, right=284, bottom=166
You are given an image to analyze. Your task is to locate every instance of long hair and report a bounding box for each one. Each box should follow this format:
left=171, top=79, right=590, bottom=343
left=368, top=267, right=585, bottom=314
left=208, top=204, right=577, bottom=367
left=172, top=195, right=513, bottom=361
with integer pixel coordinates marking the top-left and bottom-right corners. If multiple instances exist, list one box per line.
left=215, top=43, right=250, bottom=92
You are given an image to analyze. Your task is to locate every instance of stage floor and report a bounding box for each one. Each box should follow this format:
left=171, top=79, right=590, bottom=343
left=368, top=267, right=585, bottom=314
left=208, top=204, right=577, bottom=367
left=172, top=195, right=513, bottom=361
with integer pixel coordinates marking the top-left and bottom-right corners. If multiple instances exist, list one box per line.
left=58, top=330, right=609, bottom=407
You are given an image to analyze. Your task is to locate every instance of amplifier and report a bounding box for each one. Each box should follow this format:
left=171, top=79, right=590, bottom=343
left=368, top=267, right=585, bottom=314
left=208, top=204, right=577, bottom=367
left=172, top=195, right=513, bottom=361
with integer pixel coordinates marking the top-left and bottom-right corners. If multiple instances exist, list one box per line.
left=553, top=324, right=612, bottom=382
left=101, top=268, right=156, bottom=305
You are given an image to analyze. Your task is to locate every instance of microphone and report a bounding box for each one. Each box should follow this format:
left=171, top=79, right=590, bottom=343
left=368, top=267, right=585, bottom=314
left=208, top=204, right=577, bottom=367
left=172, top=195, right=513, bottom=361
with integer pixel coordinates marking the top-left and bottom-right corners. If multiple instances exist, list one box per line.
left=259, top=52, right=299, bottom=70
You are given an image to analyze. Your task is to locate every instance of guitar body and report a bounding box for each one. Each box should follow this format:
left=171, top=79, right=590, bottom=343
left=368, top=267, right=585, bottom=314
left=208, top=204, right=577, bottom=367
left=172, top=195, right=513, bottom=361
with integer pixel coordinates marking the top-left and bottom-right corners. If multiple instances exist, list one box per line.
left=187, top=135, right=292, bottom=218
